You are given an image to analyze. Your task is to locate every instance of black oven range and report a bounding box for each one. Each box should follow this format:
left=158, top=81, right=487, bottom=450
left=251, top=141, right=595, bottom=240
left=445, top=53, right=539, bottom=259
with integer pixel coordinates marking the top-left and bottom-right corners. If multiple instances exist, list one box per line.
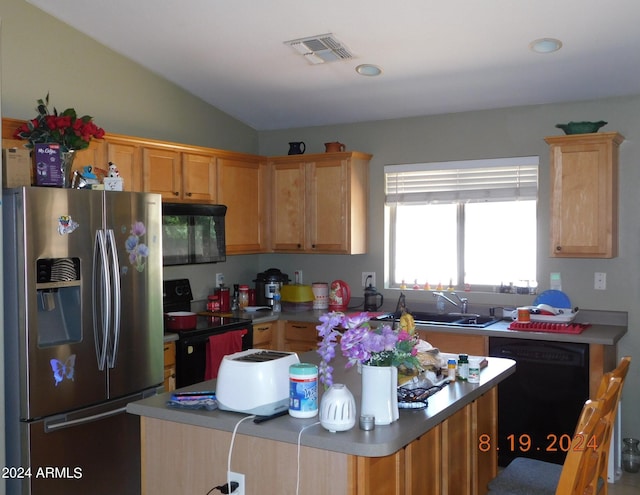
left=163, top=279, right=252, bottom=388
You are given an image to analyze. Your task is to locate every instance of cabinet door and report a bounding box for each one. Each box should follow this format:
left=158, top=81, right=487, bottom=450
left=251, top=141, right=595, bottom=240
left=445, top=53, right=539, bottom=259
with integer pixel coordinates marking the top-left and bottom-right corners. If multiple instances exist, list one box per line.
left=308, top=158, right=349, bottom=252
left=271, top=161, right=306, bottom=251
left=252, top=322, right=273, bottom=349
left=163, top=341, right=176, bottom=392
left=75, top=139, right=105, bottom=181
left=104, top=138, right=142, bottom=191
left=182, top=152, right=217, bottom=203
left=217, top=155, right=268, bottom=253
left=142, top=147, right=181, bottom=200
left=547, top=133, right=623, bottom=258
left=283, top=321, right=318, bottom=353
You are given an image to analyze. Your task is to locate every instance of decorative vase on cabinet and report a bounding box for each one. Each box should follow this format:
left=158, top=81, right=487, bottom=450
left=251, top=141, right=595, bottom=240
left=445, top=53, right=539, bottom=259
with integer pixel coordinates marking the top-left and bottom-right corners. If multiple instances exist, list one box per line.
left=60, top=149, right=76, bottom=188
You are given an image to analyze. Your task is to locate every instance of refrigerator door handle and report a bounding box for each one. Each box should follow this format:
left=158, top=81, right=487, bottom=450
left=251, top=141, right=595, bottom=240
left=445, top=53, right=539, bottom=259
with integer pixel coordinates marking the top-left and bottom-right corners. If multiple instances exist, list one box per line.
left=93, top=229, right=110, bottom=370
left=44, top=405, right=128, bottom=433
left=106, top=229, right=122, bottom=368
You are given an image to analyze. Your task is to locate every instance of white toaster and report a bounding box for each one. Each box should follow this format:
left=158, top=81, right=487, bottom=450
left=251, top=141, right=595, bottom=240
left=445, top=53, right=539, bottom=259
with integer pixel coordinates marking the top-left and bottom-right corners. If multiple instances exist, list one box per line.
left=216, top=349, right=300, bottom=416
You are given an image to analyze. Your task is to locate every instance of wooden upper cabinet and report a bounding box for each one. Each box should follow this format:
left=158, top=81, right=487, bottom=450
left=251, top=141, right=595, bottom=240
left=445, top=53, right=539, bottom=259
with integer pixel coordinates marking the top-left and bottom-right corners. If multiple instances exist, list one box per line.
left=217, top=154, right=268, bottom=254
left=270, top=161, right=306, bottom=251
left=269, top=152, right=371, bottom=254
left=104, top=136, right=142, bottom=191
left=545, top=132, right=624, bottom=258
left=142, top=147, right=182, bottom=200
left=182, top=152, right=217, bottom=203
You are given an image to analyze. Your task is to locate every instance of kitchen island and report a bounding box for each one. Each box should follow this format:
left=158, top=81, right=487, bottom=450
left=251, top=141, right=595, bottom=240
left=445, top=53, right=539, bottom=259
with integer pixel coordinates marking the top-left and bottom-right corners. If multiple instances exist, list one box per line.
left=128, top=353, right=515, bottom=495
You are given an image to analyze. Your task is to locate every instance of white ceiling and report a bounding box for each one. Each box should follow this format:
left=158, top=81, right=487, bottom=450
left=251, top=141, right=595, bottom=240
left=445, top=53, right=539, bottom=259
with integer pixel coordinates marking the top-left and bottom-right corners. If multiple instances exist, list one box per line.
left=28, top=0, right=640, bottom=131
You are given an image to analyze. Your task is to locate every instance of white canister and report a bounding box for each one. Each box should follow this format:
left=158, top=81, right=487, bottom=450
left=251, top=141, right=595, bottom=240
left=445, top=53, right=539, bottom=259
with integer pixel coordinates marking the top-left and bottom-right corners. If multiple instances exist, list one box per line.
left=312, top=282, right=329, bottom=310
left=468, top=358, right=482, bottom=384
left=289, top=363, right=318, bottom=418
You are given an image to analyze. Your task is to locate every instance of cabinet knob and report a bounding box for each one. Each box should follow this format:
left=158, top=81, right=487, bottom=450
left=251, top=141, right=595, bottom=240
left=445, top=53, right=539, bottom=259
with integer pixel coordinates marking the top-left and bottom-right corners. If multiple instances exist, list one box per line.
left=173, top=191, right=179, bottom=196
left=555, top=246, right=562, bottom=252
left=297, top=243, right=302, bottom=248
left=311, top=244, right=316, bottom=248
left=185, top=192, right=192, bottom=197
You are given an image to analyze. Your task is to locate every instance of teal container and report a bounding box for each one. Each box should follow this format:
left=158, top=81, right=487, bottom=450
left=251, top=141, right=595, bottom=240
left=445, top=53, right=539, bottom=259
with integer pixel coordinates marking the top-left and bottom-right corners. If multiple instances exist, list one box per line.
left=289, top=363, right=318, bottom=418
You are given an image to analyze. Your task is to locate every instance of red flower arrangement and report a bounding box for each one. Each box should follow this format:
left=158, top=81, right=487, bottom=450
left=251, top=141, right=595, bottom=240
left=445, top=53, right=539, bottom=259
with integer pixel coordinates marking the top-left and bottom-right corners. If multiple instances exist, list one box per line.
left=13, top=94, right=105, bottom=151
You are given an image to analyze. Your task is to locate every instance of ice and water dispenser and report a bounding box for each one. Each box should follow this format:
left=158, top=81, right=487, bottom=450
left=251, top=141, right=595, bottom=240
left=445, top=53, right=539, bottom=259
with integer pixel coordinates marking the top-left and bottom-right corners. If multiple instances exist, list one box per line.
left=35, top=258, right=82, bottom=346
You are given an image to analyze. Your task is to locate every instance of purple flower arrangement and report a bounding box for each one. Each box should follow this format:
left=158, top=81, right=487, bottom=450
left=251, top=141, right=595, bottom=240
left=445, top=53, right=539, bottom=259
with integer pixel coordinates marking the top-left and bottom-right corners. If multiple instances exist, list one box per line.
left=316, top=312, right=420, bottom=387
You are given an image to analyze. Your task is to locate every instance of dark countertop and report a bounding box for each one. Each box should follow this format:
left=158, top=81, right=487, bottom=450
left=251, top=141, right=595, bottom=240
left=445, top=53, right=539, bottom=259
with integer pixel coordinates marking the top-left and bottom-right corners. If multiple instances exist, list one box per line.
left=273, top=309, right=627, bottom=346
left=127, top=352, right=515, bottom=457
left=163, top=308, right=627, bottom=345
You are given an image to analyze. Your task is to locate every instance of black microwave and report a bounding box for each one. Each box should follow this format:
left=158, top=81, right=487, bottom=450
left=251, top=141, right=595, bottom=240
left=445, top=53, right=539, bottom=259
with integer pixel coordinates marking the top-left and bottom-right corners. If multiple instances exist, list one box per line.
left=161, top=203, right=227, bottom=266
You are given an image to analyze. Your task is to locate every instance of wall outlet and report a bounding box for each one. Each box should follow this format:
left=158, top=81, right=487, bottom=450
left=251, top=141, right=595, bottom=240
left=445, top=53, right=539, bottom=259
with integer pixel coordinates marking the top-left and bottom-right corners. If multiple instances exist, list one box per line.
left=227, top=471, right=245, bottom=495
left=362, top=272, right=376, bottom=288
left=294, top=269, right=303, bottom=284
left=594, top=272, right=607, bottom=290
left=215, top=273, right=224, bottom=287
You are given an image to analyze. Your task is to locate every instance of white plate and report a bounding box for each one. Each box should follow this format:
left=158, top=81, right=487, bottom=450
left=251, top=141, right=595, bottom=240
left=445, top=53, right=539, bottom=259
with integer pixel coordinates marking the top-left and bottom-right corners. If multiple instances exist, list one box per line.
left=529, top=313, right=577, bottom=323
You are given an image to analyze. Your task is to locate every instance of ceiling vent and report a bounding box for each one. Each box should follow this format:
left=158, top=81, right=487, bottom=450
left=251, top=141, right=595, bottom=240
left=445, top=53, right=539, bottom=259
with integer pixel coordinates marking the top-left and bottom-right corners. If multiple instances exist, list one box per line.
left=285, top=33, right=354, bottom=65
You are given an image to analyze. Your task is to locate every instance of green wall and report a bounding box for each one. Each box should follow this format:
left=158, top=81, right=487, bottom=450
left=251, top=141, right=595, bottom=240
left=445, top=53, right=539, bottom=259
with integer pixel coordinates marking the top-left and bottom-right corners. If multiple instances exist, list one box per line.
left=258, top=96, right=640, bottom=439
left=0, top=0, right=258, bottom=152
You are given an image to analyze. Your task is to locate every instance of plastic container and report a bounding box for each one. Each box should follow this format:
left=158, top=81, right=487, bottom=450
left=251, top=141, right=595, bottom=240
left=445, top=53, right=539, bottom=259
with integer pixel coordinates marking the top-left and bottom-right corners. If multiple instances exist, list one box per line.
left=468, top=358, right=481, bottom=383
left=206, top=294, right=220, bottom=312
left=289, top=363, right=318, bottom=418
left=238, top=285, right=249, bottom=310
left=447, top=359, right=457, bottom=382
left=458, top=354, right=469, bottom=381
left=272, top=289, right=282, bottom=313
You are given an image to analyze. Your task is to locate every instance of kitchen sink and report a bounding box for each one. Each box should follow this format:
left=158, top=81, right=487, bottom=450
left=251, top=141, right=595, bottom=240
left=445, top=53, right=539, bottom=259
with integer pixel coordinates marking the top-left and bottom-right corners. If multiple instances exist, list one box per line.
left=375, top=311, right=499, bottom=328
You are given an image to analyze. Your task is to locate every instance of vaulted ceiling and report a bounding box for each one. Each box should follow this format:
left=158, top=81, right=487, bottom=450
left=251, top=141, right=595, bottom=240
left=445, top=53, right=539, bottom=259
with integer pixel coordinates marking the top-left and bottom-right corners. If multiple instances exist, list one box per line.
left=28, top=0, right=640, bottom=130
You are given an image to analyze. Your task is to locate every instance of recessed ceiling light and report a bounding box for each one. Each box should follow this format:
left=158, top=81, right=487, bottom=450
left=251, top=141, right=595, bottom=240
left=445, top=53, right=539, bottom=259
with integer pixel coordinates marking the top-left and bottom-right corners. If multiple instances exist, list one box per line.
left=356, top=64, right=382, bottom=77
left=529, top=38, right=563, bottom=54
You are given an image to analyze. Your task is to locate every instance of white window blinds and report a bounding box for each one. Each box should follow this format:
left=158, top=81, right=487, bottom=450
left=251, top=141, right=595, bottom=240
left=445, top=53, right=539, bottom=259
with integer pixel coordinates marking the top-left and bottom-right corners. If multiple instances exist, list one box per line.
left=385, top=156, right=539, bottom=205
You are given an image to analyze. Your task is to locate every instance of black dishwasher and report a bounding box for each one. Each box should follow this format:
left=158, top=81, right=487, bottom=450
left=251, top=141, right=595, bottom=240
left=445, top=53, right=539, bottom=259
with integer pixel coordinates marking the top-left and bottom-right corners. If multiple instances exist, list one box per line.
left=489, top=337, right=589, bottom=466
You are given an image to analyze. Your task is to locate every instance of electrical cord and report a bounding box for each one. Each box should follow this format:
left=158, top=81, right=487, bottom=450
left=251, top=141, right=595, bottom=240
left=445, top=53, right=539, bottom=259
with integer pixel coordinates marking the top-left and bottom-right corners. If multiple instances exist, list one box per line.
left=296, top=421, right=321, bottom=495
left=206, top=414, right=255, bottom=495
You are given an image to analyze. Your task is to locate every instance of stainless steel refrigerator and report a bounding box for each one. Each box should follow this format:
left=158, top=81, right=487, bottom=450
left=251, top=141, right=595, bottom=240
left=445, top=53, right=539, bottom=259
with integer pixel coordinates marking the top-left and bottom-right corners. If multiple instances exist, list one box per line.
left=3, top=187, right=164, bottom=495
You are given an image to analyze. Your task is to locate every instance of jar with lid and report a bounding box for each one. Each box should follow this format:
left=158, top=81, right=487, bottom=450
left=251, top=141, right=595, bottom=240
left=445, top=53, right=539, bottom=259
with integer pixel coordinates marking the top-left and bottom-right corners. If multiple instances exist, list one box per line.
left=458, top=354, right=469, bottom=381
left=206, top=294, right=220, bottom=313
left=622, top=437, right=640, bottom=473
left=238, top=285, right=249, bottom=310
left=289, top=363, right=318, bottom=418
left=468, top=358, right=481, bottom=383
left=447, top=359, right=457, bottom=382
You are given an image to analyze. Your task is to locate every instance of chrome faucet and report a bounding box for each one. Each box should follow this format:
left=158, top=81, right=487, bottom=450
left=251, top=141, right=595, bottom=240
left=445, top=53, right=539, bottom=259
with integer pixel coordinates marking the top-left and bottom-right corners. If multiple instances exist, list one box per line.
left=432, top=291, right=469, bottom=314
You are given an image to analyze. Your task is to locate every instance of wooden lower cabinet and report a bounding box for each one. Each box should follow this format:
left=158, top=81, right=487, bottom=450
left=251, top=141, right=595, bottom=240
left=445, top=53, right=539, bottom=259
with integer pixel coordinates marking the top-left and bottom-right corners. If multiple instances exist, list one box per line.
left=163, top=341, right=176, bottom=392
left=356, top=387, right=497, bottom=495
left=252, top=321, right=274, bottom=349
left=140, top=387, right=497, bottom=495
left=417, top=330, right=488, bottom=357
left=283, top=320, right=319, bottom=353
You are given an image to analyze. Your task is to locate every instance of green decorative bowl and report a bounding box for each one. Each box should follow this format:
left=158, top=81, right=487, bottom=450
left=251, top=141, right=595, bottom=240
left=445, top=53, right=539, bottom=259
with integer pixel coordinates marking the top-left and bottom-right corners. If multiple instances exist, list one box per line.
left=555, top=121, right=608, bottom=134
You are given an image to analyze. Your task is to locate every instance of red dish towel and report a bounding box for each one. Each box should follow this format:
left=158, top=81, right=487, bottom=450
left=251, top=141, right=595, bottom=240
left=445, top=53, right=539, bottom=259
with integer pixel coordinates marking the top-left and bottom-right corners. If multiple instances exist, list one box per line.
left=205, top=330, right=246, bottom=380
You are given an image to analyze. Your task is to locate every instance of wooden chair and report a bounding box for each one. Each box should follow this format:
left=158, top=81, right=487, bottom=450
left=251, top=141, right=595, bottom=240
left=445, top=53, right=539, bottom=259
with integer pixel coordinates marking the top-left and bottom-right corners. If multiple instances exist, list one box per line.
left=487, top=371, right=623, bottom=495
left=594, top=356, right=630, bottom=494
